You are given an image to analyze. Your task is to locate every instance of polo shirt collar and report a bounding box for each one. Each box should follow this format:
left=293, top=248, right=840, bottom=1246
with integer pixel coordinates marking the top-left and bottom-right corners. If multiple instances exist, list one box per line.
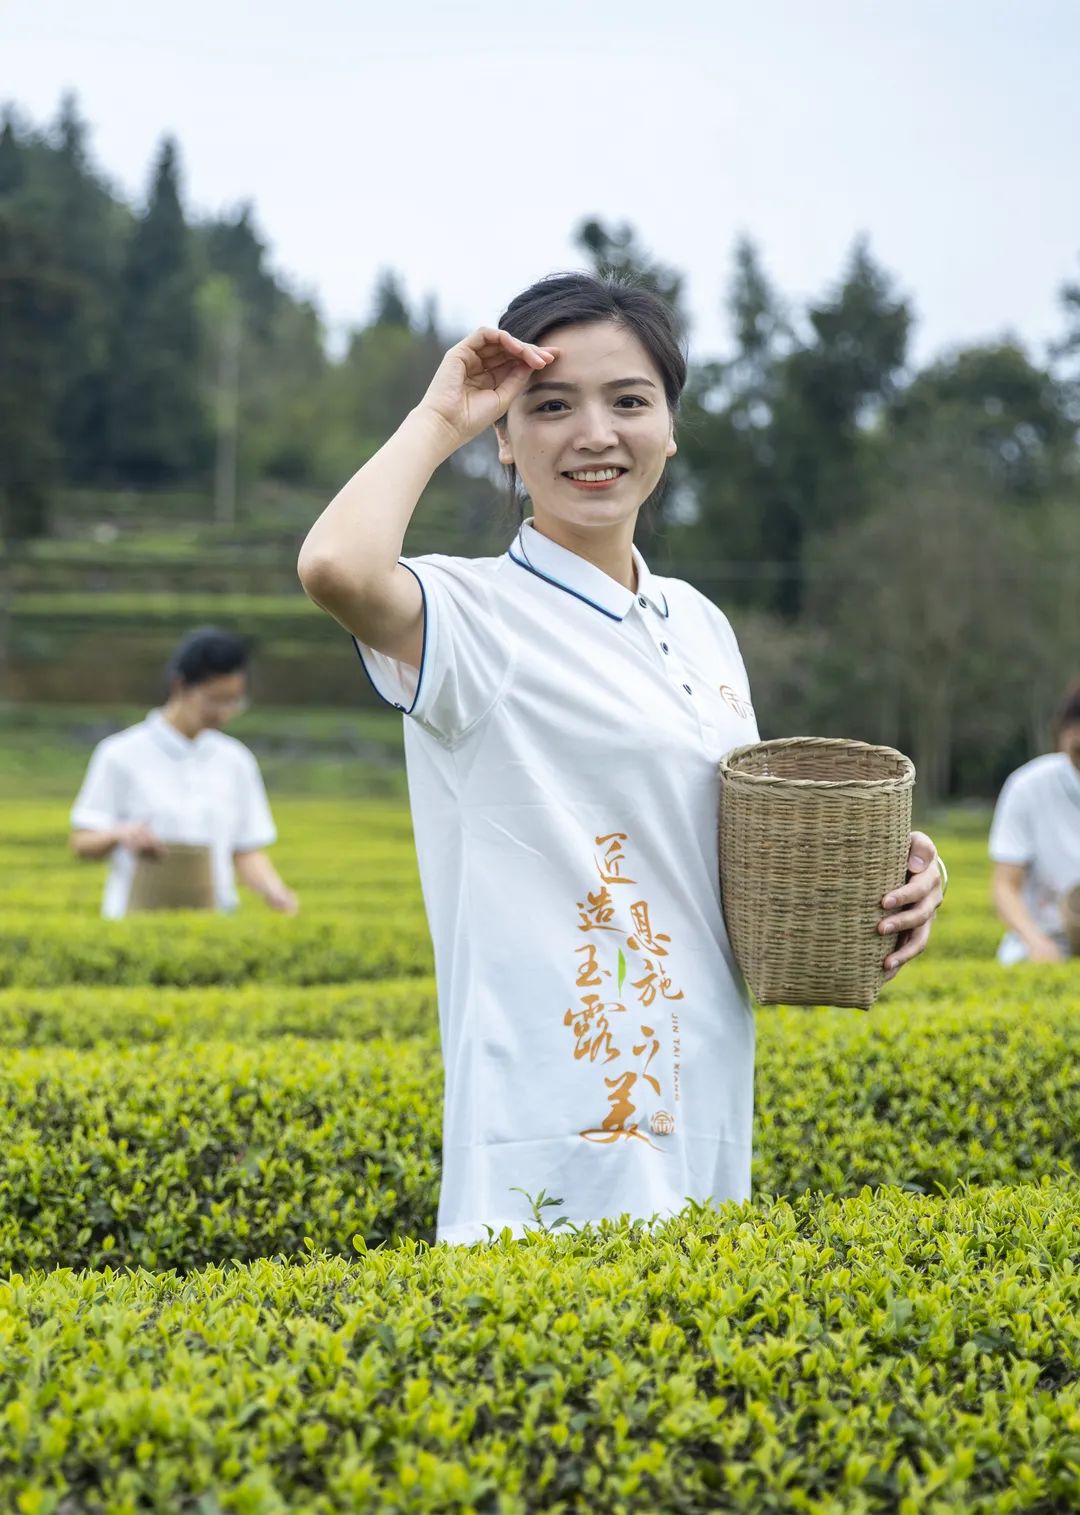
left=508, top=519, right=669, bottom=622
left=146, top=708, right=205, bottom=758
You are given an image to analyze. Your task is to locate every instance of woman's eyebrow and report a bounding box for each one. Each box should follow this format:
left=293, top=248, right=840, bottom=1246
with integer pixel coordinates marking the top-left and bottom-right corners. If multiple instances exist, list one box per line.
left=524, top=376, right=658, bottom=394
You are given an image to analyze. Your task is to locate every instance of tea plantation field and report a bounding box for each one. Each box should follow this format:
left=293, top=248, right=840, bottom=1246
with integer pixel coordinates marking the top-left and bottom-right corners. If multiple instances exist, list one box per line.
left=0, top=799, right=1077, bottom=1512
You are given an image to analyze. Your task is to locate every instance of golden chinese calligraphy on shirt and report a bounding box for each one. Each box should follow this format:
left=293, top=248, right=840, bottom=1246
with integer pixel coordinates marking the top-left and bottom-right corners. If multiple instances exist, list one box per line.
left=566, top=832, right=684, bottom=1150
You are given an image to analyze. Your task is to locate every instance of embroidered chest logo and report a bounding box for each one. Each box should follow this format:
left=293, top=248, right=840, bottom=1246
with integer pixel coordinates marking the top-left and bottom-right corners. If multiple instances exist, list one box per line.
left=719, top=684, right=754, bottom=720
left=565, top=831, right=685, bottom=1151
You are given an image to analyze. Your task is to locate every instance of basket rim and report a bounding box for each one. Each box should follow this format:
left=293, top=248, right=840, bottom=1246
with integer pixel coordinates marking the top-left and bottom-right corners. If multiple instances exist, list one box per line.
left=718, top=736, right=916, bottom=789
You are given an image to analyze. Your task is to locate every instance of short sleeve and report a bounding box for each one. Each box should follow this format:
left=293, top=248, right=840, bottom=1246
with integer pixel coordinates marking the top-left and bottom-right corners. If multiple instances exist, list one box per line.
left=701, top=594, right=760, bottom=742
left=71, top=741, right=125, bottom=832
left=352, top=556, right=513, bottom=746
left=722, top=616, right=758, bottom=737
left=232, top=748, right=277, bottom=852
left=989, top=771, right=1033, bottom=865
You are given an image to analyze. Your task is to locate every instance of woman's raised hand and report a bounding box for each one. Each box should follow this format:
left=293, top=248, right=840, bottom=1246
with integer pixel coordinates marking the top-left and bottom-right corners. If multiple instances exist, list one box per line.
left=417, top=328, right=559, bottom=452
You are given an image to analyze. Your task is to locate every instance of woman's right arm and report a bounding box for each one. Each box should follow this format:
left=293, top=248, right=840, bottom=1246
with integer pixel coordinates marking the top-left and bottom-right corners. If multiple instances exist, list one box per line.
left=296, top=328, right=557, bottom=669
left=992, top=861, right=1065, bottom=961
left=70, top=823, right=165, bottom=860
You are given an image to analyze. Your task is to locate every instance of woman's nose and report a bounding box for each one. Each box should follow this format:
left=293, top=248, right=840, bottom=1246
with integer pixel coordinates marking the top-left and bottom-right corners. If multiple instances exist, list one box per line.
left=573, top=405, right=620, bottom=450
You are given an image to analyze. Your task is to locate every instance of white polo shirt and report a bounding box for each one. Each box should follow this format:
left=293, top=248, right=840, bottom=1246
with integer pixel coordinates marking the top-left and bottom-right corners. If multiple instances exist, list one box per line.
left=355, top=520, right=760, bottom=1246
left=988, top=752, right=1080, bottom=963
left=70, top=710, right=277, bottom=918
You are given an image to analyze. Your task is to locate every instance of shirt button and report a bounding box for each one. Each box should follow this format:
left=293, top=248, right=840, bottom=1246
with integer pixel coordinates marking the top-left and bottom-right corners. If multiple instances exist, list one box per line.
left=661, top=642, right=669, bottom=654
left=683, top=684, right=693, bottom=695
left=394, top=703, right=405, bottom=711
left=638, top=596, right=648, bottom=609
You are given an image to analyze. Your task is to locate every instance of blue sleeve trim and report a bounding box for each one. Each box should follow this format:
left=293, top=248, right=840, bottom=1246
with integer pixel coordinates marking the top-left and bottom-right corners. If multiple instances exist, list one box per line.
left=350, top=560, right=429, bottom=716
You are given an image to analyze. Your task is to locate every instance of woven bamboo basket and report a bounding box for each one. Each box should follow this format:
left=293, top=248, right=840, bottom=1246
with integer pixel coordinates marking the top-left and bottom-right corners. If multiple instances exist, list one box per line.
left=1064, top=884, right=1080, bottom=957
left=718, top=738, right=916, bottom=1010
left=128, top=843, right=214, bottom=913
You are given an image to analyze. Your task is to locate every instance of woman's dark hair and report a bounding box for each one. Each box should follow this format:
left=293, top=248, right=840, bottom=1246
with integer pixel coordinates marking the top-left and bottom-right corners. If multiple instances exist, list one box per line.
left=495, top=271, right=688, bottom=514
left=1051, top=679, right=1080, bottom=743
left=166, top=627, right=250, bottom=689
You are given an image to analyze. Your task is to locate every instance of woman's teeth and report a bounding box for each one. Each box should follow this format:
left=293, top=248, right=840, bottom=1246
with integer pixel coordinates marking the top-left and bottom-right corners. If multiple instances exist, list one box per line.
left=564, top=468, right=624, bottom=482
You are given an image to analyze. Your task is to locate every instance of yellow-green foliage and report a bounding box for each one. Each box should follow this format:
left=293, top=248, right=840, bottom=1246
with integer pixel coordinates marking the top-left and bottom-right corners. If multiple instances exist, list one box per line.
left=0, top=912, right=432, bottom=986
left=1, top=1185, right=1077, bottom=1513
left=0, top=978, right=439, bottom=1047
left=0, top=997, right=1074, bottom=1274
left=0, top=960, right=1074, bottom=1046
left=1, top=794, right=1078, bottom=1510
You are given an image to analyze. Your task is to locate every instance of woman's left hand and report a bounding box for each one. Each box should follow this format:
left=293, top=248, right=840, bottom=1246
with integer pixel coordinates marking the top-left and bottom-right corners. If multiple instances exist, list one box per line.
left=266, top=883, right=300, bottom=916
left=879, top=831, right=945, bottom=982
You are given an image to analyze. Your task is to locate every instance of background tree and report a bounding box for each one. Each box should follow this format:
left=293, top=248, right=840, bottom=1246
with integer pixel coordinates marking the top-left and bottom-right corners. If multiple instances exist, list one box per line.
left=668, top=238, right=792, bottom=607
left=0, top=112, right=79, bottom=539
left=107, top=137, right=211, bottom=484
left=371, top=268, right=411, bottom=329
left=761, top=238, right=912, bottom=615
left=43, top=94, right=119, bottom=483
left=888, top=342, right=1075, bottom=501
left=574, top=217, right=687, bottom=331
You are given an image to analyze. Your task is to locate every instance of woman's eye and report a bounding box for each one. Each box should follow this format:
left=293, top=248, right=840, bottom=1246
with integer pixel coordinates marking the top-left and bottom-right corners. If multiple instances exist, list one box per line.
left=534, top=396, right=648, bottom=413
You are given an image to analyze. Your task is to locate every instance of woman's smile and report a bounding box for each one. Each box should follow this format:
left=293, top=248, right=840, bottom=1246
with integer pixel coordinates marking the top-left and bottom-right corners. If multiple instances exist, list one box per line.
left=561, top=466, right=629, bottom=491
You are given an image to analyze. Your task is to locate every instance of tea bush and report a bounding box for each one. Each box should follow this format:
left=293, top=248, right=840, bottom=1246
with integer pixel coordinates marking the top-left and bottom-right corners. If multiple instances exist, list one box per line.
left=2, top=793, right=1077, bottom=1510
left=0, top=995, right=1074, bottom=1273
left=0, top=1185, right=1076, bottom=1513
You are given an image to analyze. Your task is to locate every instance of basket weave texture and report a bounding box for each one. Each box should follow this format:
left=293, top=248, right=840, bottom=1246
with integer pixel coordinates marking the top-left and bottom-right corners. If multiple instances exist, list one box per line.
left=128, top=843, right=215, bottom=914
left=1064, top=884, right=1080, bottom=957
left=718, top=738, right=915, bottom=1010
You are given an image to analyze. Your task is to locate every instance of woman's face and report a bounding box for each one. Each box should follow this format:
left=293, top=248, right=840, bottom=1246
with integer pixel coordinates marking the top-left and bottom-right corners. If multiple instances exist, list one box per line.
left=174, top=672, right=249, bottom=731
left=497, top=319, right=676, bottom=537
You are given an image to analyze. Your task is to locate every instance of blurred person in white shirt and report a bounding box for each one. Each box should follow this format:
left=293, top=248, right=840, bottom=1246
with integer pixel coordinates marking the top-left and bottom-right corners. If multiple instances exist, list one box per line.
left=70, top=626, right=298, bottom=919
left=989, top=680, right=1080, bottom=963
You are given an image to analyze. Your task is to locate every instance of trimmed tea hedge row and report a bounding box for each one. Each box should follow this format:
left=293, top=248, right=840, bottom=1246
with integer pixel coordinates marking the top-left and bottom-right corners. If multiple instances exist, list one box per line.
left=0, top=1039, right=439, bottom=1271
left=1, top=1000, right=1074, bottom=1273
left=883, top=958, right=1080, bottom=1004
left=0, top=908, right=1010, bottom=988
left=10, top=592, right=331, bottom=638
left=0, top=875, right=426, bottom=915
left=0, top=963, right=1076, bottom=1049
left=1, top=1185, right=1076, bottom=1513
left=0, top=977, right=439, bottom=1047
left=0, top=913, right=433, bottom=987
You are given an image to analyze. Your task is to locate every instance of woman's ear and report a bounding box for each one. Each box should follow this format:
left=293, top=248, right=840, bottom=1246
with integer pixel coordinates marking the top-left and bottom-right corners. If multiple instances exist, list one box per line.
left=665, top=420, right=678, bottom=460
left=494, top=419, right=514, bottom=467
left=493, top=418, right=515, bottom=463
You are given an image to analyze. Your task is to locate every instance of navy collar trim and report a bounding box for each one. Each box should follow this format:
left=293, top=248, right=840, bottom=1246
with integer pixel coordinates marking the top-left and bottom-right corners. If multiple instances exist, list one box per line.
left=507, top=542, right=627, bottom=622
left=507, top=523, right=670, bottom=622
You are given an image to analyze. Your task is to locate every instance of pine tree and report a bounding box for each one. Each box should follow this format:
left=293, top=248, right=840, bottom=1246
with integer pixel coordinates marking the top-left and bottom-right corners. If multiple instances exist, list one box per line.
left=48, top=94, right=119, bottom=481
left=371, top=269, right=411, bottom=329
left=201, top=202, right=279, bottom=342
left=108, top=136, right=210, bottom=484
left=0, top=113, right=78, bottom=538
left=574, top=218, right=687, bottom=333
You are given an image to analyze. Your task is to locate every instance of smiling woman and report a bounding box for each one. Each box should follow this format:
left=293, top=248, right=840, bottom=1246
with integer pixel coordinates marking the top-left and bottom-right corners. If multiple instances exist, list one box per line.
left=492, top=320, right=676, bottom=562
left=296, top=271, right=946, bottom=1247
left=492, top=277, right=683, bottom=551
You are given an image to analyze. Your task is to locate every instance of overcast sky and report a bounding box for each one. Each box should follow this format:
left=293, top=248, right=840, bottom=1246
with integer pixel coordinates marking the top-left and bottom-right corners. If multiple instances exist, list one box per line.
left=6, top=0, right=1080, bottom=369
